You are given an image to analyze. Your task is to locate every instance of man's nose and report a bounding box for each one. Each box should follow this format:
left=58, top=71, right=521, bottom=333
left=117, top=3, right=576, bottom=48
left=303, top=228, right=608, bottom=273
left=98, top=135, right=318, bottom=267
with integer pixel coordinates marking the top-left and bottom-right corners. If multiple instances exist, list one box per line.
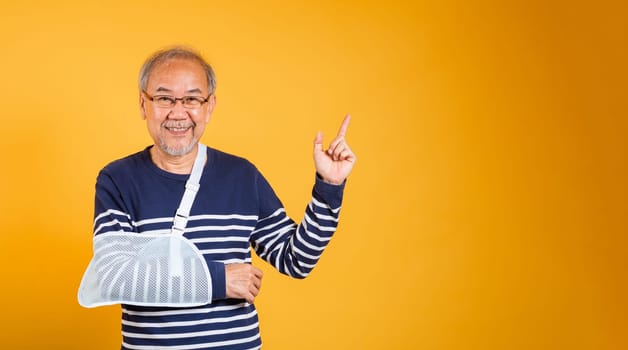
left=168, top=100, right=189, bottom=118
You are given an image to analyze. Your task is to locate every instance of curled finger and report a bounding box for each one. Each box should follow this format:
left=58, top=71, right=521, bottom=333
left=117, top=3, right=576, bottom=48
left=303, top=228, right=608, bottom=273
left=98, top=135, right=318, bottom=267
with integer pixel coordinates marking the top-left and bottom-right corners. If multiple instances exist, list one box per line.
left=340, top=144, right=356, bottom=162
left=327, top=136, right=345, bottom=156
left=250, top=283, right=260, bottom=297
left=245, top=293, right=255, bottom=304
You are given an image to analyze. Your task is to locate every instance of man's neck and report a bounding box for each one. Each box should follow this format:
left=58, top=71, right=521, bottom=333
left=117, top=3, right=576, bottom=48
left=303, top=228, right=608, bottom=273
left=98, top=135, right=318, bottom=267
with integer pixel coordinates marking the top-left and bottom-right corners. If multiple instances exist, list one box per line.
left=149, top=145, right=198, bottom=174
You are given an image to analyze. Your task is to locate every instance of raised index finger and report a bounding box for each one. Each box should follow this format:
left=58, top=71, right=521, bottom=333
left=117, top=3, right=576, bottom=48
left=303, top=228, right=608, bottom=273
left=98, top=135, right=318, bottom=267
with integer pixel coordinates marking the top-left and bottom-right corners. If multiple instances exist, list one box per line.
left=337, top=114, right=351, bottom=138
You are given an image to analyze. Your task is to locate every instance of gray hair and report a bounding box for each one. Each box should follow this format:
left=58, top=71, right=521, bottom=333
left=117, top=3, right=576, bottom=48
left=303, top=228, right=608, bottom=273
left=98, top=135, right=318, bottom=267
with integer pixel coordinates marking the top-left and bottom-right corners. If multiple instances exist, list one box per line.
left=138, top=46, right=216, bottom=94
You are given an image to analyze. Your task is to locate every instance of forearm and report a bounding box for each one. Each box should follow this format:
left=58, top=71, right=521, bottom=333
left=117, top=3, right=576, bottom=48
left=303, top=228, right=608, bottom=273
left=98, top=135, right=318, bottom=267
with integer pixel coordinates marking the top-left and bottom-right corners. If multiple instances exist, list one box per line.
left=253, top=176, right=345, bottom=278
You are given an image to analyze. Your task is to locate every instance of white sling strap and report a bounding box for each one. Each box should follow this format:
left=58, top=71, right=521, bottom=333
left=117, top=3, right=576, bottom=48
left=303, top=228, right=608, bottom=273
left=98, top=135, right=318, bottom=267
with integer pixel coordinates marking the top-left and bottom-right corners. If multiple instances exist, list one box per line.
left=171, top=143, right=207, bottom=235
left=170, top=143, right=206, bottom=276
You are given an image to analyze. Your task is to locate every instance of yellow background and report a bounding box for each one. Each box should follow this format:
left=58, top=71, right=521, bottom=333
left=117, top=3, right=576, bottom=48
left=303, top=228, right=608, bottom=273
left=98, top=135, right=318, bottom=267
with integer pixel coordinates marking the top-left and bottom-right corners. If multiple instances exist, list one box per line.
left=0, top=0, right=626, bottom=349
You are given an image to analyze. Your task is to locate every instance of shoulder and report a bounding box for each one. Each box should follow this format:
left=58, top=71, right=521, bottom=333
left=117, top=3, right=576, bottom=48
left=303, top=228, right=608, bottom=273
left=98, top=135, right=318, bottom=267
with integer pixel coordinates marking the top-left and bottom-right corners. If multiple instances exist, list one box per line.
left=98, top=147, right=149, bottom=180
left=207, top=147, right=258, bottom=174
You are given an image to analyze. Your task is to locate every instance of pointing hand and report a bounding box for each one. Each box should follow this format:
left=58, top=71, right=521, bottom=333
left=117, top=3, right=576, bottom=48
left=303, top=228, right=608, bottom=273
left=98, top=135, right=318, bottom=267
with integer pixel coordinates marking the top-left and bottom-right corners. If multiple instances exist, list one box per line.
left=313, top=115, right=357, bottom=185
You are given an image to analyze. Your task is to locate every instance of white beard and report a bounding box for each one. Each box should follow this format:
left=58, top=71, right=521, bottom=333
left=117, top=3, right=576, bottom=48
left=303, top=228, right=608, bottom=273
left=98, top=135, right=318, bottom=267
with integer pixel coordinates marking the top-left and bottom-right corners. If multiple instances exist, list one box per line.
left=159, top=136, right=198, bottom=156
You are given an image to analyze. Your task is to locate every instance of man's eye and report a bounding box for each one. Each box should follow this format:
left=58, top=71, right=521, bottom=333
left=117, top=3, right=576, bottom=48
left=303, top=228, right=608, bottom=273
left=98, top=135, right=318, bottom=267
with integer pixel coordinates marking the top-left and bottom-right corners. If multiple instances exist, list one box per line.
left=156, top=96, right=174, bottom=103
left=184, top=97, right=202, bottom=104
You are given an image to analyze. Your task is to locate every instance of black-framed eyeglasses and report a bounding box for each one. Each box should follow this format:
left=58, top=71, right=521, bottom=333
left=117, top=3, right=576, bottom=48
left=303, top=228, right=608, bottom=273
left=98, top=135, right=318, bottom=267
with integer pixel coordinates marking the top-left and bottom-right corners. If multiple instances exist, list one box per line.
left=143, top=91, right=211, bottom=109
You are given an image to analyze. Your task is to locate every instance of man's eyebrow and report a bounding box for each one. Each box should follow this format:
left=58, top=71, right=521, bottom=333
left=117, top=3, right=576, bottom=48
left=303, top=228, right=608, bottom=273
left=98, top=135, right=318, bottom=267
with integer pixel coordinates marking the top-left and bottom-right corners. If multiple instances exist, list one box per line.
left=153, top=87, right=204, bottom=94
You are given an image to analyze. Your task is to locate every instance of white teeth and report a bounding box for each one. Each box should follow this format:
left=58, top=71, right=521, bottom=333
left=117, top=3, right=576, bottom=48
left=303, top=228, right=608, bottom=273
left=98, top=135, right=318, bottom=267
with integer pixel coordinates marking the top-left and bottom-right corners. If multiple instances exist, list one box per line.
left=166, top=126, right=190, bottom=132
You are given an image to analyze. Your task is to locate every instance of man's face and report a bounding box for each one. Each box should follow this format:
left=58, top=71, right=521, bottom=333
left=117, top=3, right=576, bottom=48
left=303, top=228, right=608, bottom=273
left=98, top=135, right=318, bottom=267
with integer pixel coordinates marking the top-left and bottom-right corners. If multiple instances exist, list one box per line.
left=140, top=58, right=215, bottom=156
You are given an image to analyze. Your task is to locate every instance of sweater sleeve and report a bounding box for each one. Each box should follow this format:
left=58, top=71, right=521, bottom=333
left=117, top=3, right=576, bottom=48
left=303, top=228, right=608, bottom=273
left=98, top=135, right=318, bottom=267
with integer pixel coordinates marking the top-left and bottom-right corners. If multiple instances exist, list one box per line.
left=250, top=173, right=345, bottom=278
left=91, top=170, right=227, bottom=302
left=93, top=170, right=134, bottom=236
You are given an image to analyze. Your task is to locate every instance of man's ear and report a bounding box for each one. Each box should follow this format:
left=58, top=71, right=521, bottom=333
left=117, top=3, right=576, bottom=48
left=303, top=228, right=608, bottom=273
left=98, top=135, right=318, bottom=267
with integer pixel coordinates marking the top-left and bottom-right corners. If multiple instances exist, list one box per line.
left=139, top=92, right=147, bottom=119
left=205, top=94, right=217, bottom=123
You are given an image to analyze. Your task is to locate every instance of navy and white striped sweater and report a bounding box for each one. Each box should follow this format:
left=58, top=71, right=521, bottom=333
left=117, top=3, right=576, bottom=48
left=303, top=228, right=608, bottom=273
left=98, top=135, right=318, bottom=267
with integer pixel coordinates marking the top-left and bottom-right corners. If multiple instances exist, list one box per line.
left=93, top=146, right=344, bottom=349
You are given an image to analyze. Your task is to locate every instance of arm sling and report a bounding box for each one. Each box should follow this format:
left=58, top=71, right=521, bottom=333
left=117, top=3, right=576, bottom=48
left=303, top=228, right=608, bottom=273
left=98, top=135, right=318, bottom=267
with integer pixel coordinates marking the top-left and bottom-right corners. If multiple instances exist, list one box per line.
left=78, top=144, right=214, bottom=308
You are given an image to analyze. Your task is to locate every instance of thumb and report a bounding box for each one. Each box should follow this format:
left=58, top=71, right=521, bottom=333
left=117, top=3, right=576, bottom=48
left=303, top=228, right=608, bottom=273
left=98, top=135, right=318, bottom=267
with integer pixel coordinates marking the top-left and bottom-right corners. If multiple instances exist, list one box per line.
left=313, top=131, right=324, bottom=153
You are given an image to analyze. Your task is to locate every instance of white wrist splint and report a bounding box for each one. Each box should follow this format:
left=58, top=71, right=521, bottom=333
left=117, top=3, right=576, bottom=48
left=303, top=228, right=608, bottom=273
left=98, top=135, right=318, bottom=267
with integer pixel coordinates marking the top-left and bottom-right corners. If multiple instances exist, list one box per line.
left=78, top=144, right=212, bottom=308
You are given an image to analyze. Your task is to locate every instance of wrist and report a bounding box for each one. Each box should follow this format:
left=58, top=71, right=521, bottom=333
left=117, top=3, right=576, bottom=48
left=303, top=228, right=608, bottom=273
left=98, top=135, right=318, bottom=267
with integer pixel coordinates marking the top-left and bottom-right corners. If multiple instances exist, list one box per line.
left=316, top=173, right=344, bottom=186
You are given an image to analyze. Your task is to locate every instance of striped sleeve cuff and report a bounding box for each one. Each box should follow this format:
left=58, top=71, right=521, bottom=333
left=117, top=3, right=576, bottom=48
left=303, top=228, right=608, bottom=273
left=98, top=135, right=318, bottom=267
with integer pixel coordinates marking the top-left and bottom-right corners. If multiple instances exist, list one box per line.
left=313, top=174, right=346, bottom=209
left=206, top=261, right=226, bottom=300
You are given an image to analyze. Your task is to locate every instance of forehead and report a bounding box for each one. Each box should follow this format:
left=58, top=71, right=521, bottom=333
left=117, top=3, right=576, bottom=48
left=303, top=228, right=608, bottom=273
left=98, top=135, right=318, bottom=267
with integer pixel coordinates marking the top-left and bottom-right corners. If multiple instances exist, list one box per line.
left=146, top=58, right=208, bottom=93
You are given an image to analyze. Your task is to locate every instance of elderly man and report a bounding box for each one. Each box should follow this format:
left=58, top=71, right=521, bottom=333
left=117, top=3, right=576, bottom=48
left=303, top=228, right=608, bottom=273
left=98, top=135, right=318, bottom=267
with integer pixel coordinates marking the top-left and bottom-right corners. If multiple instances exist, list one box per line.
left=78, top=46, right=356, bottom=349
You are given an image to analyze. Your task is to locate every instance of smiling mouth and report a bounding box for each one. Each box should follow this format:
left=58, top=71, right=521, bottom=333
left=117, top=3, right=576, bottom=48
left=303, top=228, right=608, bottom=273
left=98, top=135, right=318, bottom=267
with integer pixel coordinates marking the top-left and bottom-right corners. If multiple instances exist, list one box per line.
left=165, top=126, right=191, bottom=132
